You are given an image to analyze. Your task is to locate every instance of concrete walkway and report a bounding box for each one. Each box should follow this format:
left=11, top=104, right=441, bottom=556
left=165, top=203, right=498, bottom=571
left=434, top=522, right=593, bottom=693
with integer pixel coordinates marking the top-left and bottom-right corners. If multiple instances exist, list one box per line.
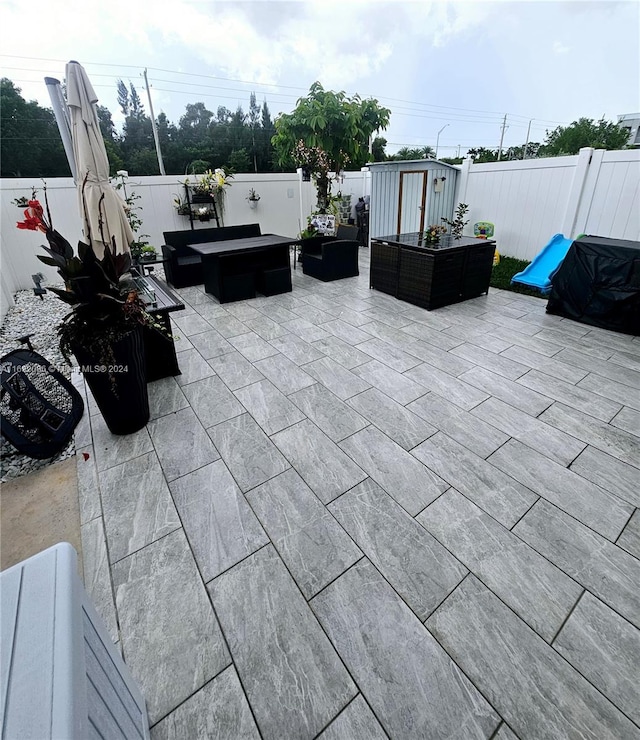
left=0, top=457, right=82, bottom=573
left=77, top=250, right=640, bottom=739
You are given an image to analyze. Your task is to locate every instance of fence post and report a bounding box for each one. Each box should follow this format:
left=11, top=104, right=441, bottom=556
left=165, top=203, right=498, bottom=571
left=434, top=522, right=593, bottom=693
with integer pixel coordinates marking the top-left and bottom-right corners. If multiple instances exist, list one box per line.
left=561, top=147, right=593, bottom=238
left=572, top=148, right=606, bottom=236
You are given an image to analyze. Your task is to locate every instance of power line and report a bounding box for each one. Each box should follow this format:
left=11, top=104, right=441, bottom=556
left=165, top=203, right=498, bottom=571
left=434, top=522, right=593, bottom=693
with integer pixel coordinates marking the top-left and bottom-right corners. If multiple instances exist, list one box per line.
left=1, top=55, right=574, bottom=126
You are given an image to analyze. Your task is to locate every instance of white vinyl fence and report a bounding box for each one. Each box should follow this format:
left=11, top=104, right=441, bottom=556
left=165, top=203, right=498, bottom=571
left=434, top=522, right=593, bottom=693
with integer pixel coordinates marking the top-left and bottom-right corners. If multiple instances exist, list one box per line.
left=2, top=151, right=637, bottom=319
left=455, top=147, right=640, bottom=261
left=0, top=170, right=370, bottom=320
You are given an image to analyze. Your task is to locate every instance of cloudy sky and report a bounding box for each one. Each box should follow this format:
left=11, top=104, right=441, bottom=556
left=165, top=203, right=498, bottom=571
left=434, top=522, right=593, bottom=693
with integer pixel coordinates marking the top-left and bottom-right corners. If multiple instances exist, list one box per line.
left=2, top=0, right=638, bottom=157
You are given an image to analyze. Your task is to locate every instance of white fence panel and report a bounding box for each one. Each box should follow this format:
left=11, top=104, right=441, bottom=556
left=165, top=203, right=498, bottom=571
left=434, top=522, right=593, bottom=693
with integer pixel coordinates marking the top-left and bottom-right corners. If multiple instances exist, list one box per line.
left=1, top=171, right=370, bottom=320
left=575, top=150, right=640, bottom=240
left=3, top=152, right=637, bottom=320
left=1, top=178, right=82, bottom=307
left=456, top=148, right=640, bottom=261
left=457, top=156, right=578, bottom=261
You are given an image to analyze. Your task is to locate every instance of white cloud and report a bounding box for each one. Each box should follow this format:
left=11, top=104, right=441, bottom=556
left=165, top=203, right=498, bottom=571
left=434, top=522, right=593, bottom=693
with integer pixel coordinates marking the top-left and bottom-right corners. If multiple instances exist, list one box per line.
left=1, top=0, right=636, bottom=155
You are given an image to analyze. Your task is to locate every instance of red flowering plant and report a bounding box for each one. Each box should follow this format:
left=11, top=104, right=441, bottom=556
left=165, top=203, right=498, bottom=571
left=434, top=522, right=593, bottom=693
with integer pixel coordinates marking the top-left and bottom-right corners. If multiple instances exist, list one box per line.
left=15, top=182, right=159, bottom=373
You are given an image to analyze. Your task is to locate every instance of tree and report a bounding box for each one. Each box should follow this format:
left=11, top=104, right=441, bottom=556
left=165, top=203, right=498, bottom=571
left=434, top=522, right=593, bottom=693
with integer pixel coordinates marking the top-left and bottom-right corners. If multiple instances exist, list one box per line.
left=371, top=136, right=387, bottom=161
left=0, top=78, right=70, bottom=177
left=227, top=148, right=252, bottom=172
left=272, top=82, right=390, bottom=212
left=117, top=80, right=144, bottom=119
left=248, top=92, right=261, bottom=172
left=260, top=100, right=275, bottom=171
left=117, top=79, right=130, bottom=117
left=542, top=117, right=628, bottom=155
left=390, top=145, right=434, bottom=161
left=504, top=142, right=541, bottom=160
left=178, top=103, right=214, bottom=146
left=467, top=147, right=499, bottom=163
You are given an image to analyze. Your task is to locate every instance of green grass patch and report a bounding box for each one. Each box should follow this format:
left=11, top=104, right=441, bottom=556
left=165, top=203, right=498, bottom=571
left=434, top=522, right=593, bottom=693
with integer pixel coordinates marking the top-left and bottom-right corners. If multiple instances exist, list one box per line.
left=490, top=256, right=546, bottom=298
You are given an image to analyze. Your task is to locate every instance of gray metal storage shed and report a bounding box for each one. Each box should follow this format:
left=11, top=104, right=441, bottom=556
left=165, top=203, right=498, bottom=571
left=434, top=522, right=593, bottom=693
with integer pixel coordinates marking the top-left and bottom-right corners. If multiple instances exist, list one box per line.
left=368, top=159, right=460, bottom=241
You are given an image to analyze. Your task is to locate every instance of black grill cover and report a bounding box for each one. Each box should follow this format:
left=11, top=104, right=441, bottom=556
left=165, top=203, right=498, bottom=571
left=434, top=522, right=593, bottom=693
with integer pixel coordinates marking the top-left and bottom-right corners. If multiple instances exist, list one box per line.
left=546, top=236, right=640, bottom=336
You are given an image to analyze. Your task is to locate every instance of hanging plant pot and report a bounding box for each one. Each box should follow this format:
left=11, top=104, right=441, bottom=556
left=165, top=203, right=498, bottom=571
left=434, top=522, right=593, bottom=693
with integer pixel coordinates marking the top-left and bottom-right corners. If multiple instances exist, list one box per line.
left=248, top=199, right=258, bottom=210
left=72, top=327, right=149, bottom=435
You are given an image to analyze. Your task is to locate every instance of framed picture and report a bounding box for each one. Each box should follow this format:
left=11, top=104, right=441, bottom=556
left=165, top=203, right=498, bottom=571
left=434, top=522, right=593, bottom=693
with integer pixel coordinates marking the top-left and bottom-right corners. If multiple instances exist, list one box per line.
left=309, top=214, right=336, bottom=236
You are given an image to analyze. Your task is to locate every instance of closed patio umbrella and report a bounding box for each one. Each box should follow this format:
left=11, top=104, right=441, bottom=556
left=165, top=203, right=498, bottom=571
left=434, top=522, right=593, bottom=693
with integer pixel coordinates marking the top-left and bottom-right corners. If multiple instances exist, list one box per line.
left=66, top=60, right=133, bottom=258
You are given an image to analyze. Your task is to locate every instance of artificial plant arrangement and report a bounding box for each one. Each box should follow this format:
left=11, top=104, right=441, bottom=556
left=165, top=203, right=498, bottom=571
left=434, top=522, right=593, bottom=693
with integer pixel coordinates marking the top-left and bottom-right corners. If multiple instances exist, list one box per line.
left=423, top=224, right=447, bottom=245
left=442, top=203, right=470, bottom=240
left=247, top=188, right=261, bottom=202
left=179, top=167, right=233, bottom=223
left=187, top=168, right=233, bottom=197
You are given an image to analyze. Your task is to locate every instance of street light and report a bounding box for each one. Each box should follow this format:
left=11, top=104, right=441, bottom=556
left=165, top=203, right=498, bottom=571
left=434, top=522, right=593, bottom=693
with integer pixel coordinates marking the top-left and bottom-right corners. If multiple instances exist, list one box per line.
left=435, top=124, right=449, bottom=159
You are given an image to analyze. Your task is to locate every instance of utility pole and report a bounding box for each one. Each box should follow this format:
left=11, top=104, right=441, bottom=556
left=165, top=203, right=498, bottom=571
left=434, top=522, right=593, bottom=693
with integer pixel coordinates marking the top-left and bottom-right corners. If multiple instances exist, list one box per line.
left=522, top=119, right=533, bottom=160
left=497, top=114, right=507, bottom=161
left=143, top=69, right=166, bottom=175
left=435, top=124, right=449, bottom=159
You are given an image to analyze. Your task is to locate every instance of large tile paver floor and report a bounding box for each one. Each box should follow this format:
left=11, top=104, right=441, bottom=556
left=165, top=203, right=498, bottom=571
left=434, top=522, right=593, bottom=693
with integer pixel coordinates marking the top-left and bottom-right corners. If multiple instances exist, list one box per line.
left=77, top=250, right=640, bottom=739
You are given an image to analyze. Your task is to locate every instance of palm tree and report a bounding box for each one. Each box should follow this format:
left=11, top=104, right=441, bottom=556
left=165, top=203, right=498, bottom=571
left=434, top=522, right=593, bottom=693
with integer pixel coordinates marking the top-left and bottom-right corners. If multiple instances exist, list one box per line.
left=390, top=145, right=435, bottom=161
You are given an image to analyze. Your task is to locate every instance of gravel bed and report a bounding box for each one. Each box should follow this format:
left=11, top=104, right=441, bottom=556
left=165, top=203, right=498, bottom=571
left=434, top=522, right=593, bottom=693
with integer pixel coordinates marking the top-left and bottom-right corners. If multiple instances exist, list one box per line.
left=1, top=268, right=167, bottom=482
left=1, top=288, right=77, bottom=483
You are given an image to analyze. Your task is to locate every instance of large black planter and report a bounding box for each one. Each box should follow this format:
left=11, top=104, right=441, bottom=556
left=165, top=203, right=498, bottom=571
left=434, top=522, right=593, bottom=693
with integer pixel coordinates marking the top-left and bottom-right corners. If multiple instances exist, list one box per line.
left=73, top=327, right=149, bottom=435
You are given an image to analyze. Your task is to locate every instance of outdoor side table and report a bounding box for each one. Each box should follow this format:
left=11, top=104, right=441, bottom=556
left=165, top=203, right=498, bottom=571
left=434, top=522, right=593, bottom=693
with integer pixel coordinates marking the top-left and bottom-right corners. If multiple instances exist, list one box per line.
left=135, top=273, right=185, bottom=381
left=1, top=543, right=150, bottom=740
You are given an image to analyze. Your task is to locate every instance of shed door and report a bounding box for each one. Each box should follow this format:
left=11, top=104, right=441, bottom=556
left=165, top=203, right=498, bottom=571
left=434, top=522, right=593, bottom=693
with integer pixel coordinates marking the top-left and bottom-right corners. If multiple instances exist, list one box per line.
left=398, top=171, right=428, bottom=234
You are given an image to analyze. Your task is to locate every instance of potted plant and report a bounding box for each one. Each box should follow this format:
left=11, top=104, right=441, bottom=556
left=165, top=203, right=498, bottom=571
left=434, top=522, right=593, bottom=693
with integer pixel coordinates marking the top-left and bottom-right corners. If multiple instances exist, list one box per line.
left=441, top=203, right=470, bottom=240
left=181, top=168, right=233, bottom=225
left=15, top=184, right=160, bottom=435
left=139, top=245, right=158, bottom=262
left=246, top=188, right=260, bottom=209
left=188, top=168, right=233, bottom=201
left=173, top=195, right=192, bottom=216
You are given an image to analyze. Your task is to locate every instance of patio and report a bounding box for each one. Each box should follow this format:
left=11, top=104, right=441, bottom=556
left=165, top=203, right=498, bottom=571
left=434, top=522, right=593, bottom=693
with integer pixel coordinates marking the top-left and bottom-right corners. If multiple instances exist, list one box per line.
left=75, top=249, right=640, bottom=739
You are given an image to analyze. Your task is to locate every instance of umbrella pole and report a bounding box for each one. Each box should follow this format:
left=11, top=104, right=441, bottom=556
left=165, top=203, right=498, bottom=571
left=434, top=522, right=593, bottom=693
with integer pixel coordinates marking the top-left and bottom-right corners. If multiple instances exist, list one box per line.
left=45, top=77, right=77, bottom=181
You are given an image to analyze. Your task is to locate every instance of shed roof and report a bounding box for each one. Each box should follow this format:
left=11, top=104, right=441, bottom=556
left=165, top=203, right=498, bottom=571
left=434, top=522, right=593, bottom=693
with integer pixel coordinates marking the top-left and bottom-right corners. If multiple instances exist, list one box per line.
left=366, top=159, right=460, bottom=171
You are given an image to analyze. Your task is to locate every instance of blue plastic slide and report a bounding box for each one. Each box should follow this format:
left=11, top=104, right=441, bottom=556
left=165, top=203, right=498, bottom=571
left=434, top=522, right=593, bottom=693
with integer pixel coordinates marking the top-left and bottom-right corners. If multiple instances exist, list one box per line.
left=511, top=233, right=575, bottom=293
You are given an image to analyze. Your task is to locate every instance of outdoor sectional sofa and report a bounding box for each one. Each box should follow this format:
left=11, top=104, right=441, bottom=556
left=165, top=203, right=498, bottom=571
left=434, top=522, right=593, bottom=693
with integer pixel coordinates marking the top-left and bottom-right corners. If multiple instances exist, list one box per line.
left=162, top=224, right=261, bottom=288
